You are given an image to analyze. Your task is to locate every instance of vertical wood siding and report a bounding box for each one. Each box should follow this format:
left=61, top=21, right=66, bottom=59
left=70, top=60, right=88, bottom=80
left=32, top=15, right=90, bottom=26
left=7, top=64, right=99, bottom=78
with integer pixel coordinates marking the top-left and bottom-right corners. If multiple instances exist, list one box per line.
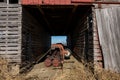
left=22, top=7, right=51, bottom=67
left=92, top=7, right=103, bottom=68
left=72, top=8, right=94, bottom=63
left=95, top=7, right=120, bottom=72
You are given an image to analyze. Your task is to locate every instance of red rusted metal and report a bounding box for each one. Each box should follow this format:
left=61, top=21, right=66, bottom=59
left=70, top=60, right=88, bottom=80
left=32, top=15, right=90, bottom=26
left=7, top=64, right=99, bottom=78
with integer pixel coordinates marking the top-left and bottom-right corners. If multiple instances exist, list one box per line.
left=21, top=0, right=120, bottom=5
left=49, top=0, right=54, bottom=5
left=21, top=0, right=71, bottom=5
left=44, top=0, right=49, bottom=4
left=51, top=44, right=68, bottom=62
left=21, top=0, right=42, bottom=5
left=71, top=1, right=120, bottom=4
left=66, top=0, right=71, bottom=4
left=44, top=58, right=52, bottom=67
left=21, top=0, right=27, bottom=4
left=44, top=43, right=71, bottom=68
left=52, top=58, right=60, bottom=67
left=72, top=0, right=94, bottom=2
left=54, top=0, right=60, bottom=4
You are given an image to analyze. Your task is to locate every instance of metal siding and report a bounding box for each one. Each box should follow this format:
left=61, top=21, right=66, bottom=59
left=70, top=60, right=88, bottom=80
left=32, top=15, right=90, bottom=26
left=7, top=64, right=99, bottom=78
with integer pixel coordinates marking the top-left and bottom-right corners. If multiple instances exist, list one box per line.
left=96, top=6, right=120, bottom=72
left=21, top=0, right=42, bottom=5
left=43, top=0, right=71, bottom=4
left=72, top=0, right=94, bottom=2
left=21, top=0, right=120, bottom=5
left=21, top=0, right=71, bottom=5
left=101, top=0, right=120, bottom=2
left=44, top=0, right=49, bottom=4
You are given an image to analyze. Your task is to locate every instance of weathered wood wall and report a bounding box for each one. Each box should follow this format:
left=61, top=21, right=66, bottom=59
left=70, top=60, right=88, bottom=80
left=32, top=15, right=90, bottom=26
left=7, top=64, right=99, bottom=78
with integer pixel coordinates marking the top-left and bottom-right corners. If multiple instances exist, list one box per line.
left=72, top=8, right=94, bottom=63
left=0, top=4, right=22, bottom=63
left=96, top=6, right=120, bottom=72
left=92, top=7, right=103, bottom=68
left=22, top=6, right=51, bottom=67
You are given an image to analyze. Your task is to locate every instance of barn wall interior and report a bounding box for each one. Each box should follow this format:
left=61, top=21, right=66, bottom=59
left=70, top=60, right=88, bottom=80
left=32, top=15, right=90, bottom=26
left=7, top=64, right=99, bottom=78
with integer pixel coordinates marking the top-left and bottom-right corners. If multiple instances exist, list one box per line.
left=71, top=9, right=93, bottom=62
left=22, top=6, right=51, bottom=67
left=21, top=5, right=96, bottom=67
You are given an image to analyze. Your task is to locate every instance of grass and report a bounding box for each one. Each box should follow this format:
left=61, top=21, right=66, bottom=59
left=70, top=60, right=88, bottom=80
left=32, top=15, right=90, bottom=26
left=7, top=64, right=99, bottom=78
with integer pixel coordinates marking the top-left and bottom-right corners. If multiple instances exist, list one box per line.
left=0, top=57, right=23, bottom=80
left=54, top=60, right=120, bottom=80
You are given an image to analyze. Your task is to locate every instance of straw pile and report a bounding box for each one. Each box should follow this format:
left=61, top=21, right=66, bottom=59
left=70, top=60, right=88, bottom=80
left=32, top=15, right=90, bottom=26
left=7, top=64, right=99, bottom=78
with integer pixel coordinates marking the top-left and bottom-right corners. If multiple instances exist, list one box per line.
left=0, top=57, right=120, bottom=80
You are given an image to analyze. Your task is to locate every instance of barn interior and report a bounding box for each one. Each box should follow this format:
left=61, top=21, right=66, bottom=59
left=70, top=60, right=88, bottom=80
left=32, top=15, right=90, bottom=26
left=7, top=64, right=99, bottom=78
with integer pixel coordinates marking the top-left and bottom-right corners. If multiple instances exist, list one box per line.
left=22, top=5, right=94, bottom=67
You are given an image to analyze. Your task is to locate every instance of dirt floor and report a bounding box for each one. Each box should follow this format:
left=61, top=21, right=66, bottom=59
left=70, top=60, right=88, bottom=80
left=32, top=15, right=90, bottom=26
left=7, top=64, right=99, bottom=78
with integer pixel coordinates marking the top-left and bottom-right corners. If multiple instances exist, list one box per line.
left=25, top=55, right=86, bottom=80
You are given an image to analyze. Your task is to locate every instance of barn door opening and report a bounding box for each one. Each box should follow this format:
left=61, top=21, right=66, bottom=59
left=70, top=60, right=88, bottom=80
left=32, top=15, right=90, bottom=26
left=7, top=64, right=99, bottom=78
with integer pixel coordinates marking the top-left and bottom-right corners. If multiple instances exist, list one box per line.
left=51, top=36, right=67, bottom=46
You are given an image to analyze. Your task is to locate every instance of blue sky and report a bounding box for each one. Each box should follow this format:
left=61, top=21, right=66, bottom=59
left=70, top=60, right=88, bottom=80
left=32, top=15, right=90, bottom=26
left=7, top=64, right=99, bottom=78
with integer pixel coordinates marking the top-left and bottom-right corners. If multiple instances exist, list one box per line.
left=51, top=36, right=67, bottom=45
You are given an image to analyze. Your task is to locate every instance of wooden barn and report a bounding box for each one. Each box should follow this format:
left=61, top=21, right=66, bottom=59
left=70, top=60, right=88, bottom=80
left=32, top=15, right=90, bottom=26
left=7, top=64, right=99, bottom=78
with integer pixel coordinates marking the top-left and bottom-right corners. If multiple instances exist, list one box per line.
left=0, top=0, right=120, bottom=73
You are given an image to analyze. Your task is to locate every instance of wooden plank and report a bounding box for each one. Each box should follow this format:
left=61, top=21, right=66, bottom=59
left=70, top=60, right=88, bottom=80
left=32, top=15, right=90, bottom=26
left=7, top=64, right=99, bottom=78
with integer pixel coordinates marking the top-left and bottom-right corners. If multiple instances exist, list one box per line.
left=0, top=43, right=6, bottom=45
left=0, top=41, right=6, bottom=43
left=0, top=52, right=7, bottom=55
left=3, top=55, right=21, bottom=59
left=8, top=26, right=21, bottom=29
left=5, top=51, right=20, bottom=54
left=0, top=33, right=6, bottom=35
left=7, top=43, right=19, bottom=47
left=0, top=4, right=21, bottom=7
left=0, top=47, right=20, bottom=50
left=7, top=13, right=21, bottom=16
left=7, top=38, right=21, bottom=40
left=7, top=32, right=20, bottom=34
left=7, top=24, right=21, bottom=26
left=6, top=59, right=21, bottom=63
left=0, top=50, right=21, bottom=56
left=0, top=20, right=21, bottom=22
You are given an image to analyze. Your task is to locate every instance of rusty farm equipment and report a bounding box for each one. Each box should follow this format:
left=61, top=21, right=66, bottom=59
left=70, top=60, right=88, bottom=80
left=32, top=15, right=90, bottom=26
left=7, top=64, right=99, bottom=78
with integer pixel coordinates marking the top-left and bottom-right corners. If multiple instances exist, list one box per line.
left=44, top=43, right=71, bottom=68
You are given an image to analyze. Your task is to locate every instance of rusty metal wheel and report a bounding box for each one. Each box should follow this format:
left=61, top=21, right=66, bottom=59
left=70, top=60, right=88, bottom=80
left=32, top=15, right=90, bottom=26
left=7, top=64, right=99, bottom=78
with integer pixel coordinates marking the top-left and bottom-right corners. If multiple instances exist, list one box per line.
left=44, top=58, right=52, bottom=67
left=52, top=58, right=60, bottom=67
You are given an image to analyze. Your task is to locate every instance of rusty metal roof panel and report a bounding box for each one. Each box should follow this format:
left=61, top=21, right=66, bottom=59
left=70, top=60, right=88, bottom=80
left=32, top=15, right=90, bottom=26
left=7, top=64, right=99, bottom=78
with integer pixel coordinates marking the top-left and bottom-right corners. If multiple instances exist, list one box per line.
left=43, top=0, right=71, bottom=5
left=21, top=0, right=94, bottom=5
left=100, top=0, right=120, bottom=2
left=21, top=0, right=120, bottom=5
left=21, top=0, right=42, bottom=5
left=72, top=0, right=94, bottom=2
